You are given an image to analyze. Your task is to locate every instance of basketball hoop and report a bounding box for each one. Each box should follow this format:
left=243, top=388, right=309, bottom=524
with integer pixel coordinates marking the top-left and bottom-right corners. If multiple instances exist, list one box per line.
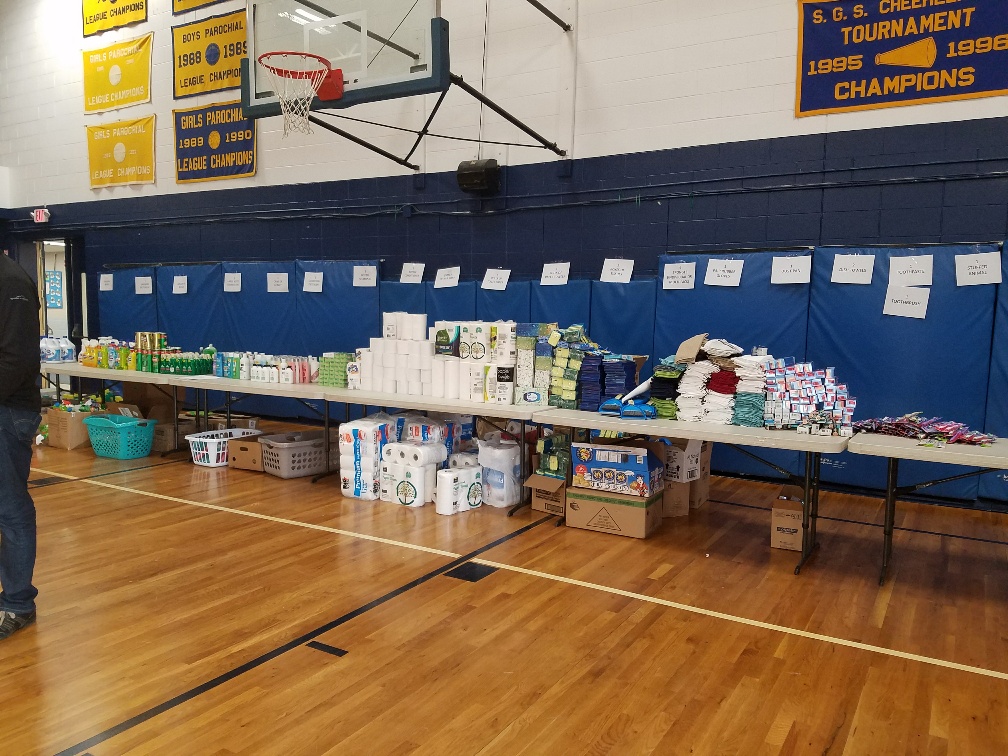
left=258, top=52, right=343, bottom=136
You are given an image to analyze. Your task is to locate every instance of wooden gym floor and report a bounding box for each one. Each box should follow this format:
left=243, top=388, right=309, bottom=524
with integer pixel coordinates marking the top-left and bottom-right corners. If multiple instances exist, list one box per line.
left=6, top=425, right=1008, bottom=754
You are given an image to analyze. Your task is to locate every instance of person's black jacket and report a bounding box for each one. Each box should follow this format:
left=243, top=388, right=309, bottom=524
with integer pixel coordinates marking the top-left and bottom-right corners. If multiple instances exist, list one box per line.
left=0, top=254, right=41, bottom=413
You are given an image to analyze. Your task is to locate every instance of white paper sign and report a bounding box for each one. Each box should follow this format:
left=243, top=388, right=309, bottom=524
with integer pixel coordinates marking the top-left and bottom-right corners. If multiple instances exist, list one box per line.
left=704, top=259, right=744, bottom=287
left=353, top=265, right=377, bottom=287
left=541, top=262, right=570, bottom=286
left=662, top=262, right=696, bottom=290
left=889, top=255, right=933, bottom=287
left=224, top=272, right=242, bottom=293
left=883, top=285, right=930, bottom=319
left=99, top=273, right=114, bottom=291
left=172, top=275, right=188, bottom=295
left=434, top=266, right=460, bottom=289
left=400, top=262, right=425, bottom=284
left=771, top=256, right=812, bottom=285
left=303, top=271, right=323, bottom=293
left=955, top=251, right=1002, bottom=286
left=831, top=254, right=875, bottom=285
left=601, top=258, right=634, bottom=283
left=134, top=276, right=153, bottom=295
left=481, top=268, right=511, bottom=291
left=267, top=272, right=289, bottom=293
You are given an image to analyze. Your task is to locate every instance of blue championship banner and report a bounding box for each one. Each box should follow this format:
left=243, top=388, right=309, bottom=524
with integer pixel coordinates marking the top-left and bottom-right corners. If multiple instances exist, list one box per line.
left=797, top=0, right=1008, bottom=116
left=173, top=100, right=256, bottom=183
left=172, top=9, right=247, bottom=99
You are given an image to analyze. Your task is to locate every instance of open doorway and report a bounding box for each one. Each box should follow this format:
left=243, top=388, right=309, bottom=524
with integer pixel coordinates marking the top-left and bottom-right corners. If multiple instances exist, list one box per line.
left=19, top=236, right=87, bottom=342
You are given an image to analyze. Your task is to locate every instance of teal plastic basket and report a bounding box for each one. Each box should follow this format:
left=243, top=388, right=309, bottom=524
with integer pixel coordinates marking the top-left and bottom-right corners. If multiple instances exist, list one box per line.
left=83, top=414, right=158, bottom=460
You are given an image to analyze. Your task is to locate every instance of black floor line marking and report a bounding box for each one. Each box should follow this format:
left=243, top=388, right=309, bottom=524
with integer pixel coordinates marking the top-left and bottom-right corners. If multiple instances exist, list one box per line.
left=445, top=562, right=498, bottom=582
left=55, top=514, right=555, bottom=756
left=306, top=641, right=348, bottom=657
left=710, top=498, right=1008, bottom=549
left=27, top=476, right=66, bottom=488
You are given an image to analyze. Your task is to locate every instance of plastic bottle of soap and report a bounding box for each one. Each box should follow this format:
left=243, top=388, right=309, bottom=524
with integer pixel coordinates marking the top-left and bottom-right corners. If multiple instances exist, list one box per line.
left=240, top=353, right=250, bottom=381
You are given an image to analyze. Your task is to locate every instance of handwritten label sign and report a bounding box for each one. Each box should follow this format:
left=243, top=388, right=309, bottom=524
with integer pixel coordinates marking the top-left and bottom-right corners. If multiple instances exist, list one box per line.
left=303, top=271, right=323, bottom=293
left=482, top=268, right=511, bottom=291
left=99, top=274, right=114, bottom=292
left=771, top=256, right=812, bottom=285
left=955, top=250, right=1002, bottom=286
left=601, top=258, right=634, bottom=283
left=172, top=275, right=188, bottom=295
left=831, top=254, right=875, bottom=285
left=224, top=272, right=242, bottom=292
left=883, top=285, right=930, bottom=320
left=353, top=265, right=377, bottom=287
left=135, top=276, right=153, bottom=295
left=267, top=272, right=289, bottom=293
left=704, top=259, right=744, bottom=287
left=541, top=262, right=570, bottom=286
left=400, top=262, right=425, bottom=284
left=434, top=266, right=461, bottom=289
left=662, top=262, right=696, bottom=290
left=889, top=255, right=933, bottom=287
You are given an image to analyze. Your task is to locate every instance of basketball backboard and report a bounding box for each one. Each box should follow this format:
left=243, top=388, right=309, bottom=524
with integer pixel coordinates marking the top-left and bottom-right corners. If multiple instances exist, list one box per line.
left=241, top=0, right=450, bottom=119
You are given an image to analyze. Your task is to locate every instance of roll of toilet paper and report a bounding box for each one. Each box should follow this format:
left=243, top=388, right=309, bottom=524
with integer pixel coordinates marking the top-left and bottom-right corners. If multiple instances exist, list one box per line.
left=408, top=380, right=422, bottom=395
left=397, top=465, right=426, bottom=507
left=383, top=351, right=397, bottom=368
left=396, top=340, right=411, bottom=355
left=445, top=358, right=460, bottom=400
left=432, top=357, right=446, bottom=398
left=420, top=369, right=433, bottom=383
left=469, top=362, right=487, bottom=404
left=395, top=352, right=409, bottom=369
left=423, top=464, right=436, bottom=503
left=383, top=365, right=396, bottom=381
left=410, top=313, right=427, bottom=341
left=382, top=378, right=396, bottom=394
left=402, top=443, right=448, bottom=466
left=383, top=312, right=400, bottom=339
left=449, top=452, right=479, bottom=468
left=382, top=443, right=400, bottom=461
left=458, top=362, right=472, bottom=401
left=370, top=337, right=385, bottom=355
left=435, top=469, right=459, bottom=515
left=420, top=351, right=434, bottom=372
left=422, top=383, right=433, bottom=396
left=340, top=456, right=378, bottom=477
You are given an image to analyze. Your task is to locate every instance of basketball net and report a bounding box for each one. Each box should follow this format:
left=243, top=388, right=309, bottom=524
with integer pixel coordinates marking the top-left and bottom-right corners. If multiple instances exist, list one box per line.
left=258, top=52, right=331, bottom=137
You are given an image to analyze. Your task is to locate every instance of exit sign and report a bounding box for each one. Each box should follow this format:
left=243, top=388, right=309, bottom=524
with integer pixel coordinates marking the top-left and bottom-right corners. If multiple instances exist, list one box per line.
left=33, top=208, right=50, bottom=223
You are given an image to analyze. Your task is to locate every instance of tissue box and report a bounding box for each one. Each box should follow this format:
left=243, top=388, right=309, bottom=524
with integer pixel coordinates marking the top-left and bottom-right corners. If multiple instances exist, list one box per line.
left=571, top=443, right=664, bottom=497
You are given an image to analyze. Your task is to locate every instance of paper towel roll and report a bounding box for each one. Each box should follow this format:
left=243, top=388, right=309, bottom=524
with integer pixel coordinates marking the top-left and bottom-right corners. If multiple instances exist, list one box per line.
left=391, top=462, right=405, bottom=501
left=435, top=469, right=459, bottom=515
left=380, top=461, right=394, bottom=502
left=370, top=337, right=384, bottom=354
left=403, top=443, right=447, bottom=466
left=408, top=380, right=422, bottom=395
left=400, top=465, right=426, bottom=507
left=458, top=362, right=472, bottom=401
left=420, top=369, right=433, bottom=383
left=432, top=357, right=446, bottom=398
left=423, top=464, right=436, bottom=503
left=410, top=313, right=427, bottom=341
left=383, top=365, right=396, bottom=380
left=420, top=352, right=434, bottom=372
left=383, top=352, right=397, bottom=368
left=396, top=340, right=411, bottom=355
left=395, top=352, right=409, bottom=369
left=469, top=363, right=486, bottom=404
left=422, top=382, right=433, bottom=397
left=449, top=452, right=478, bottom=468
left=382, top=378, right=396, bottom=393
left=382, top=443, right=400, bottom=461
left=406, top=368, right=421, bottom=382
left=445, top=358, right=460, bottom=400
left=383, top=312, right=399, bottom=339
left=428, top=327, right=437, bottom=341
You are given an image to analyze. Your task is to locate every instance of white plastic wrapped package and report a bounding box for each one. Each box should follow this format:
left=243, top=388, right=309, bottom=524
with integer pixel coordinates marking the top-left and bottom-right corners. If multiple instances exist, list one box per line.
left=477, top=439, right=522, bottom=508
left=404, top=419, right=447, bottom=444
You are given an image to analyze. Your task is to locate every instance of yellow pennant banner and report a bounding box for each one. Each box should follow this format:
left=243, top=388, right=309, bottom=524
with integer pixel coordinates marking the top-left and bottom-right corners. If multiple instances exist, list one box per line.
left=173, top=0, right=229, bottom=14
left=83, top=32, right=153, bottom=114
left=86, top=115, right=156, bottom=188
left=83, top=0, right=148, bottom=38
left=172, top=9, right=247, bottom=99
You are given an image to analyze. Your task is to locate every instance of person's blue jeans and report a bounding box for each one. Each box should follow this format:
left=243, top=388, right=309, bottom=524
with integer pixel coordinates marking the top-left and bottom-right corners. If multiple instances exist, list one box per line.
left=0, top=405, right=40, bottom=615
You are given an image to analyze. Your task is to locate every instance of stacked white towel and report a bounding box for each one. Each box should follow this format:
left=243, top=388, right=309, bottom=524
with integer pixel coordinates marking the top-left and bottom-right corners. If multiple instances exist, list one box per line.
left=733, top=354, right=770, bottom=394
left=677, top=360, right=717, bottom=421
left=703, top=339, right=744, bottom=358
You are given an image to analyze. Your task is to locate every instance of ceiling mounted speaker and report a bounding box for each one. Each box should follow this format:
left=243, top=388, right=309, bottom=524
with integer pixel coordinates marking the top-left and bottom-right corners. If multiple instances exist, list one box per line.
left=457, top=159, right=500, bottom=194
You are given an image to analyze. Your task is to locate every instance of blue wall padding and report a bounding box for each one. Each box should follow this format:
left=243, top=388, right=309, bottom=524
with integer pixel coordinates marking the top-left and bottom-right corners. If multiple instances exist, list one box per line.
left=97, top=267, right=158, bottom=341
left=589, top=280, right=658, bottom=378
left=477, top=280, right=531, bottom=322
left=424, top=281, right=477, bottom=322
left=380, top=281, right=426, bottom=316
left=654, top=251, right=812, bottom=478
left=531, top=280, right=591, bottom=328
left=980, top=245, right=1008, bottom=500
left=807, top=245, right=999, bottom=499
left=156, top=265, right=230, bottom=352
left=296, top=260, right=380, bottom=353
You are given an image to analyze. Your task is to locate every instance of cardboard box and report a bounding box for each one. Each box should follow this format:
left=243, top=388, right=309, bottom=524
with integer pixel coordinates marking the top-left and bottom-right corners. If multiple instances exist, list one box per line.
left=571, top=442, right=664, bottom=498
left=689, top=441, right=713, bottom=510
left=47, top=410, right=96, bottom=450
left=525, top=473, right=567, bottom=516
left=565, top=488, right=663, bottom=539
left=229, top=439, right=264, bottom=472
left=105, top=403, right=143, bottom=419
left=208, top=413, right=259, bottom=431
left=771, top=499, right=803, bottom=551
left=641, top=438, right=702, bottom=483
left=663, top=481, right=691, bottom=518
left=151, top=421, right=197, bottom=453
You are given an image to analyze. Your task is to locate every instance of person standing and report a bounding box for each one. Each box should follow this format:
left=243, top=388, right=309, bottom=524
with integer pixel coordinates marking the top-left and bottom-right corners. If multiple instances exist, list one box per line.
left=0, top=252, right=42, bottom=640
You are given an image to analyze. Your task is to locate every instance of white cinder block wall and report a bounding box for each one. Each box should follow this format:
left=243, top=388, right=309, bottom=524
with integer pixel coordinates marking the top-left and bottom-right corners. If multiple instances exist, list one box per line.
left=2, top=0, right=1007, bottom=208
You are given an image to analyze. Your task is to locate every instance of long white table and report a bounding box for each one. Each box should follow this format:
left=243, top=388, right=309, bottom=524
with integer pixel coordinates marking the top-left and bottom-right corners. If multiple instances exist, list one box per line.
left=847, top=434, right=1008, bottom=584
left=532, top=408, right=850, bottom=573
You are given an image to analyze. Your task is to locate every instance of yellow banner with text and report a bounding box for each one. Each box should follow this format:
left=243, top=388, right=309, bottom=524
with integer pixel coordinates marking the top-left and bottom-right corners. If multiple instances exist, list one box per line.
left=83, top=0, right=148, bottom=37
left=172, top=9, right=247, bottom=99
left=83, top=32, right=153, bottom=114
left=86, top=115, right=156, bottom=188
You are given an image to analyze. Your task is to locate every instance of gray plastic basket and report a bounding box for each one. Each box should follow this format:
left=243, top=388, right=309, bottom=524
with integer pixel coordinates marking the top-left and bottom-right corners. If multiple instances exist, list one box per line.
left=259, top=430, right=337, bottom=479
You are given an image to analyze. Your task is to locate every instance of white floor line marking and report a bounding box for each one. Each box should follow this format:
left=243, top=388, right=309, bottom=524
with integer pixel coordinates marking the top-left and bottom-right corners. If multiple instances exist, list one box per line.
left=31, top=466, right=460, bottom=559
left=30, top=467, right=78, bottom=480
left=473, top=559, right=1008, bottom=682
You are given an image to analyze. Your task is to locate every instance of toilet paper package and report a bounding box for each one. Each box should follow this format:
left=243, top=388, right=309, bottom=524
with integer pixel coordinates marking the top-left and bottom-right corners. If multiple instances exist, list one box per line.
left=395, top=465, right=427, bottom=507
left=478, top=439, right=522, bottom=508
left=456, top=466, right=483, bottom=510
left=435, top=469, right=460, bottom=515
left=380, top=461, right=395, bottom=502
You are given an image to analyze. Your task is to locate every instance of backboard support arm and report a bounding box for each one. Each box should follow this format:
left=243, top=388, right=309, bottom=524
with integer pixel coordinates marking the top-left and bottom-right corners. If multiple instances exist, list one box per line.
left=522, top=0, right=572, bottom=32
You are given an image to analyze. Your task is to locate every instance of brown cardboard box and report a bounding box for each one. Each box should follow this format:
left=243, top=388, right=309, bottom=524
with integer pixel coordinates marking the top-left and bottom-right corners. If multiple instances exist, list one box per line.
left=123, top=383, right=182, bottom=417
left=105, top=403, right=143, bottom=419
left=208, top=413, right=259, bottom=431
left=565, top=488, right=663, bottom=539
left=525, top=473, right=567, bottom=516
left=663, top=482, right=691, bottom=517
left=229, top=439, right=264, bottom=472
left=771, top=499, right=803, bottom=550
left=151, top=421, right=197, bottom=453
left=689, top=441, right=713, bottom=509
left=47, top=410, right=96, bottom=450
